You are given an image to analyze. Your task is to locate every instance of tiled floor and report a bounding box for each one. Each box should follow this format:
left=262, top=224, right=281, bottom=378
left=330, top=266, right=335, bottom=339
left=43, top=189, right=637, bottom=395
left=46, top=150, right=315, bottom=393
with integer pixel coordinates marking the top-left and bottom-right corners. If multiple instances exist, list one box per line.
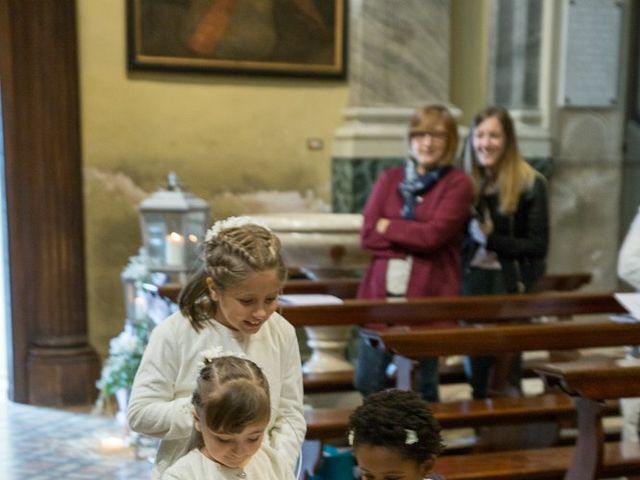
left=0, top=400, right=153, bottom=480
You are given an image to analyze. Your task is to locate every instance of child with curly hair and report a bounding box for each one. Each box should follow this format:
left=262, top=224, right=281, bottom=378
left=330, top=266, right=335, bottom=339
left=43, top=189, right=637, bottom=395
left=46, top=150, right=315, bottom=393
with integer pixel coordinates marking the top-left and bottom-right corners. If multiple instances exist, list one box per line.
left=348, top=389, right=445, bottom=480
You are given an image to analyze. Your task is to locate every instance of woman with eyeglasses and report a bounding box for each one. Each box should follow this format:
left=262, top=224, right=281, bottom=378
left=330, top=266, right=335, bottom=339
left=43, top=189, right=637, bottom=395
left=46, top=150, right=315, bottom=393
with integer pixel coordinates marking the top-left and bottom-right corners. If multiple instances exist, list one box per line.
left=354, top=104, right=474, bottom=403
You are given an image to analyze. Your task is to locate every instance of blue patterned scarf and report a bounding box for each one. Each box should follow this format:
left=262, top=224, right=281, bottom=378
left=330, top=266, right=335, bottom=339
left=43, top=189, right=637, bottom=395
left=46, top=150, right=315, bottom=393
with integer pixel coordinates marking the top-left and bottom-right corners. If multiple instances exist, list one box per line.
left=399, top=158, right=450, bottom=219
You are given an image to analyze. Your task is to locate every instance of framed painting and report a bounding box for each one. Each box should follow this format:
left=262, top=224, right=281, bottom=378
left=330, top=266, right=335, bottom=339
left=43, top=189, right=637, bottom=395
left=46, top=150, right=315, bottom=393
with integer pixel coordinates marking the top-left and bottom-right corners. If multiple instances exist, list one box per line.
left=127, top=0, right=347, bottom=78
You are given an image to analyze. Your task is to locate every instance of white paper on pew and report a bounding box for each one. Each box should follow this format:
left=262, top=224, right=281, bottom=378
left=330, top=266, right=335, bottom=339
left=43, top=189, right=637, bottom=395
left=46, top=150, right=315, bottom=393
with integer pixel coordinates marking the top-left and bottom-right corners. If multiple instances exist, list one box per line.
left=613, top=292, right=640, bottom=321
left=278, top=294, right=344, bottom=305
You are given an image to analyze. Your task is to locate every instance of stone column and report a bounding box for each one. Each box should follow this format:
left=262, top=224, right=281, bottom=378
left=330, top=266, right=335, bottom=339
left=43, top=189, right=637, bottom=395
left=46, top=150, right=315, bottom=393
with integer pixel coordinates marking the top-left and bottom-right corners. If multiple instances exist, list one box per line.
left=332, top=0, right=455, bottom=212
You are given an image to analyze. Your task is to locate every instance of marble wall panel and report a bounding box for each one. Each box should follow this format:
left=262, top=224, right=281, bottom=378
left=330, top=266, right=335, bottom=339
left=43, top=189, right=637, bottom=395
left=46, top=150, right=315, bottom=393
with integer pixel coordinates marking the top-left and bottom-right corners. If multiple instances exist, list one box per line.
left=547, top=162, right=622, bottom=290
left=348, top=0, right=450, bottom=106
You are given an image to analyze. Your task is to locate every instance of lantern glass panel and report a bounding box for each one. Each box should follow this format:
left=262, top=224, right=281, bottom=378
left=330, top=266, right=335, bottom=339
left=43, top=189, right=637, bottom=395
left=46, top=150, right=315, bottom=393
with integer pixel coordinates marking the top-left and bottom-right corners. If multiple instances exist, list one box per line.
left=122, top=276, right=137, bottom=324
left=141, top=213, right=168, bottom=268
left=185, top=211, right=207, bottom=268
left=162, top=212, right=187, bottom=268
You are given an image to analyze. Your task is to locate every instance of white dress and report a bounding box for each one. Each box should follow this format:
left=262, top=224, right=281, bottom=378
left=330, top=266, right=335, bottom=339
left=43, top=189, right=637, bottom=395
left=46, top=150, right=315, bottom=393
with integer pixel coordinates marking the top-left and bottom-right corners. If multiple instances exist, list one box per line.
left=127, top=310, right=306, bottom=479
left=162, top=446, right=295, bottom=480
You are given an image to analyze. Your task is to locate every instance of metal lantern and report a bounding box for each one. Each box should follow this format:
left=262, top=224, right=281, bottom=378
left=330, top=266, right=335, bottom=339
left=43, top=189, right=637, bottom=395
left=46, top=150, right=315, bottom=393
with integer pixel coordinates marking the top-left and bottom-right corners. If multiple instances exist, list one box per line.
left=138, top=172, right=210, bottom=272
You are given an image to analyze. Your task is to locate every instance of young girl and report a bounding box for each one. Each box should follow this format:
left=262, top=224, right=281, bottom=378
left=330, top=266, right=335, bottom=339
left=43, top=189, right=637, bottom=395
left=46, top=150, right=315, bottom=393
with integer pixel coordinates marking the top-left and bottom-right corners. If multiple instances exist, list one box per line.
left=348, top=389, right=445, bottom=480
left=127, top=217, right=306, bottom=479
left=162, top=352, right=295, bottom=479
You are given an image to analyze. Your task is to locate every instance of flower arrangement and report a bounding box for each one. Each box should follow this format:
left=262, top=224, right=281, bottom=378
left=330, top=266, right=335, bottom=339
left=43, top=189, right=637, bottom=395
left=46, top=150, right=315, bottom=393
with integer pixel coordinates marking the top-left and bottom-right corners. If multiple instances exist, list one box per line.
left=96, top=320, right=153, bottom=397
left=96, top=250, right=156, bottom=404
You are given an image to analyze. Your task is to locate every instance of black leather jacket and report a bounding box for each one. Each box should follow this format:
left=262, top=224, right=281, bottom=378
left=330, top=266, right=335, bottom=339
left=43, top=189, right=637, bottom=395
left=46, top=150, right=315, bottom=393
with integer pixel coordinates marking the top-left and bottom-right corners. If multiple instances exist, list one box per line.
left=463, top=175, right=549, bottom=293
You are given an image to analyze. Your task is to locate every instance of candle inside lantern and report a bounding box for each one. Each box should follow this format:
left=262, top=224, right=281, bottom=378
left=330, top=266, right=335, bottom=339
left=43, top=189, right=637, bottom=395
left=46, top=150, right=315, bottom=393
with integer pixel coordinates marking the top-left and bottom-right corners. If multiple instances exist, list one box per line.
left=134, top=295, right=147, bottom=319
left=165, top=232, right=185, bottom=266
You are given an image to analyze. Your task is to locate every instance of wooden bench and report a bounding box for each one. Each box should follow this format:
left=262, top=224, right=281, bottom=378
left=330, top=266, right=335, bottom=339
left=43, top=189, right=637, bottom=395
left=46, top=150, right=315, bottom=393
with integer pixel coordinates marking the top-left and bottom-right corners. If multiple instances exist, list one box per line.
left=296, top=292, right=634, bottom=478
left=305, top=393, right=579, bottom=441
left=294, top=274, right=593, bottom=393
left=536, top=358, right=640, bottom=479
left=435, top=441, right=640, bottom=480
left=432, top=359, right=640, bottom=480
left=302, top=394, right=625, bottom=479
left=281, top=290, right=623, bottom=328
left=156, top=272, right=592, bottom=304
left=301, top=393, right=580, bottom=479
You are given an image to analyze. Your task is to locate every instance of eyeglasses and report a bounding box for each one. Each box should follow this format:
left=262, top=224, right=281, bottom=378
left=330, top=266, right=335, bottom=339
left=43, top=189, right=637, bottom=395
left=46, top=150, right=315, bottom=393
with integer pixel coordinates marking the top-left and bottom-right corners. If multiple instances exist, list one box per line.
left=410, top=131, right=448, bottom=142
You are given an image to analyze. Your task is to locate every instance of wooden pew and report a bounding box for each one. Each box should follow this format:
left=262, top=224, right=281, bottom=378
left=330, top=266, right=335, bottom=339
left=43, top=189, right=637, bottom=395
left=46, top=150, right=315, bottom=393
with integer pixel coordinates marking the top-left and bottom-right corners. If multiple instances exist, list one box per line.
left=430, top=358, right=640, bottom=480
left=305, top=393, right=577, bottom=440
left=536, top=358, right=640, bottom=480
left=281, top=290, right=624, bottom=327
left=301, top=392, right=579, bottom=479
left=297, top=292, right=632, bottom=478
left=289, top=273, right=593, bottom=393
left=156, top=272, right=592, bottom=304
left=364, top=320, right=640, bottom=358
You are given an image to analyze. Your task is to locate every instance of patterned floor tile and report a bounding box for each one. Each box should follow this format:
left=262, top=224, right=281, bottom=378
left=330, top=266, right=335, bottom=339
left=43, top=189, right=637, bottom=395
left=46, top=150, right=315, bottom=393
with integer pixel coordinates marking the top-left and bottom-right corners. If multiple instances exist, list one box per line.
left=0, top=400, right=153, bottom=479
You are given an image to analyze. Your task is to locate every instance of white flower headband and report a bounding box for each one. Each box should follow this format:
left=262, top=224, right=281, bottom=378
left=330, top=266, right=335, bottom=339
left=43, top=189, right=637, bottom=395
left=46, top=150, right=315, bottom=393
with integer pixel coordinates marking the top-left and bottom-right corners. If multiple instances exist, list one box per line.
left=205, top=216, right=271, bottom=243
left=348, top=428, right=418, bottom=446
left=198, top=346, right=246, bottom=369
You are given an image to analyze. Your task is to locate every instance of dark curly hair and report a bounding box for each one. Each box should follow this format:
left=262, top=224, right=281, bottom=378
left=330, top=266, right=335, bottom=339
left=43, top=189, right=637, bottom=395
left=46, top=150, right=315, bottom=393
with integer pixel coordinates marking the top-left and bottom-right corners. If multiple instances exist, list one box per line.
left=348, top=389, right=444, bottom=463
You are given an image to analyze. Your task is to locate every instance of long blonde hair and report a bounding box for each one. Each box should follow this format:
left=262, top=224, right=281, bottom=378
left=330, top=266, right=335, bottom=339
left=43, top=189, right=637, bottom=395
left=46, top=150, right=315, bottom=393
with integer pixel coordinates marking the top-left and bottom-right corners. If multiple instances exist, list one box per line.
left=467, top=105, right=540, bottom=214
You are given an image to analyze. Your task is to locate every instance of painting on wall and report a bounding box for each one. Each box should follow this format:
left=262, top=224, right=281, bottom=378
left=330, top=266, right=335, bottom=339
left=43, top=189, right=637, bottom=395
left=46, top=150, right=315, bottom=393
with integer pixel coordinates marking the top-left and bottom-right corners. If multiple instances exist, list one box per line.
left=127, top=0, right=347, bottom=78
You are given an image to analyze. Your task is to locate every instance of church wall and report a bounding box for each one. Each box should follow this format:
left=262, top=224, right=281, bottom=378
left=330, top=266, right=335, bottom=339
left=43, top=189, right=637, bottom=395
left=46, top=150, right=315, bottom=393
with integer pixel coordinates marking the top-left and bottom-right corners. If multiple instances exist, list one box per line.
left=76, top=0, right=349, bottom=357
left=76, top=0, right=632, bottom=363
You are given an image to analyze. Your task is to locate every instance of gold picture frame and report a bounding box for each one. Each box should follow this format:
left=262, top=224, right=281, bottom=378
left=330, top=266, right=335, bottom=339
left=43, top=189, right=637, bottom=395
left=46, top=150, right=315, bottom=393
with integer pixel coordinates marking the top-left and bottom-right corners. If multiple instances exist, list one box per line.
left=127, top=0, right=347, bottom=78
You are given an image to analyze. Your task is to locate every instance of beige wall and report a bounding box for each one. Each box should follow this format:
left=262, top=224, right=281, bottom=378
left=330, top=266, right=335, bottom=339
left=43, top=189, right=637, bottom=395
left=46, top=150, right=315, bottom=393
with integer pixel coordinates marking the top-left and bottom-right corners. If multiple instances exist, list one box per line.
left=77, top=1, right=350, bottom=357
left=450, top=0, right=489, bottom=125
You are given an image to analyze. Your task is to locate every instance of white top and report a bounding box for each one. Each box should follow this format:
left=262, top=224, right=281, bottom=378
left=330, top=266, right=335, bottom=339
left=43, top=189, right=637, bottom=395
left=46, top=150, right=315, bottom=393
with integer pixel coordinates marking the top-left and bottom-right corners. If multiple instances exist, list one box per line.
left=127, top=310, right=306, bottom=479
left=161, top=446, right=295, bottom=480
left=619, top=206, right=640, bottom=291
left=386, top=256, right=413, bottom=295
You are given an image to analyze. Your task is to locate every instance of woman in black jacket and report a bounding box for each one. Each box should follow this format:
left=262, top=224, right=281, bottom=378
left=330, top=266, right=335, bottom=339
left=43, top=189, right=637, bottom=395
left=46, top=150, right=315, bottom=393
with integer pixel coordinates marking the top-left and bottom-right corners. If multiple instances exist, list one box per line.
left=462, top=105, right=549, bottom=399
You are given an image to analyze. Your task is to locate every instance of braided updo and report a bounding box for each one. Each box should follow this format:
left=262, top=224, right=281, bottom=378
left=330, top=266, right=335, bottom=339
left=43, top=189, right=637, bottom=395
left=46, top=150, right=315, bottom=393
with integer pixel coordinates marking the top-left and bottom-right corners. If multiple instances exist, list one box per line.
left=178, top=223, right=287, bottom=331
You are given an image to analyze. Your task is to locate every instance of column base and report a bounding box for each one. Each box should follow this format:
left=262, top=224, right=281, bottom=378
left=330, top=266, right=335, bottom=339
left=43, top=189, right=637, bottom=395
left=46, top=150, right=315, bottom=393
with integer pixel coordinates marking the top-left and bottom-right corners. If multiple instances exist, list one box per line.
left=27, top=345, right=101, bottom=406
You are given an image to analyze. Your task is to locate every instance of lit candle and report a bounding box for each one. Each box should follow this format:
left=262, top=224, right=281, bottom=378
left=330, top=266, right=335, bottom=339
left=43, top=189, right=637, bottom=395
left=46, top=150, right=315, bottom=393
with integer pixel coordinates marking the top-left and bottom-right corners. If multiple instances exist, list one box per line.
left=100, top=436, right=125, bottom=452
left=134, top=295, right=147, bottom=319
left=165, top=232, right=185, bottom=266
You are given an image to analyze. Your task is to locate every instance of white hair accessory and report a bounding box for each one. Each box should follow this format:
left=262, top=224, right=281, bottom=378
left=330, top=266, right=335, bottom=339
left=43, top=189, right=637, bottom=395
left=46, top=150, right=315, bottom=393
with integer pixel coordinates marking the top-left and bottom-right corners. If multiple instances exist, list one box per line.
left=405, top=429, right=418, bottom=445
left=205, top=216, right=270, bottom=243
left=347, top=429, right=355, bottom=446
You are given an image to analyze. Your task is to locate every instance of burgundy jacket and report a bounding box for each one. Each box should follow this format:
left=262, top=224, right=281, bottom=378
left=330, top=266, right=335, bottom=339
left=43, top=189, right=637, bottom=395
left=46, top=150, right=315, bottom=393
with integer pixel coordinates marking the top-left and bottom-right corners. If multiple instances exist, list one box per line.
left=357, top=165, right=473, bottom=314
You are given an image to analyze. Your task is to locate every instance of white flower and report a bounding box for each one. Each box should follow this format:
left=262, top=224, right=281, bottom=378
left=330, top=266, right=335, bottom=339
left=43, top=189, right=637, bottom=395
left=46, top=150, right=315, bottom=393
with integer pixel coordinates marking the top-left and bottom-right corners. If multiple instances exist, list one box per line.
left=204, top=216, right=270, bottom=243
left=109, top=331, right=140, bottom=355
left=347, top=430, right=355, bottom=446
left=122, top=248, right=151, bottom=282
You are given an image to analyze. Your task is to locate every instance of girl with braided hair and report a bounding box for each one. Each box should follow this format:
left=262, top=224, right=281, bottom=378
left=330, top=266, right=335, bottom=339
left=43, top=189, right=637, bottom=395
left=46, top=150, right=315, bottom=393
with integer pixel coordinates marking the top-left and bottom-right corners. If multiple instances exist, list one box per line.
left=162, top=353, right=294, bottom=479
left=128, top=217, right=305, bottom=479
left=348, top=389, right=445, bottom=480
